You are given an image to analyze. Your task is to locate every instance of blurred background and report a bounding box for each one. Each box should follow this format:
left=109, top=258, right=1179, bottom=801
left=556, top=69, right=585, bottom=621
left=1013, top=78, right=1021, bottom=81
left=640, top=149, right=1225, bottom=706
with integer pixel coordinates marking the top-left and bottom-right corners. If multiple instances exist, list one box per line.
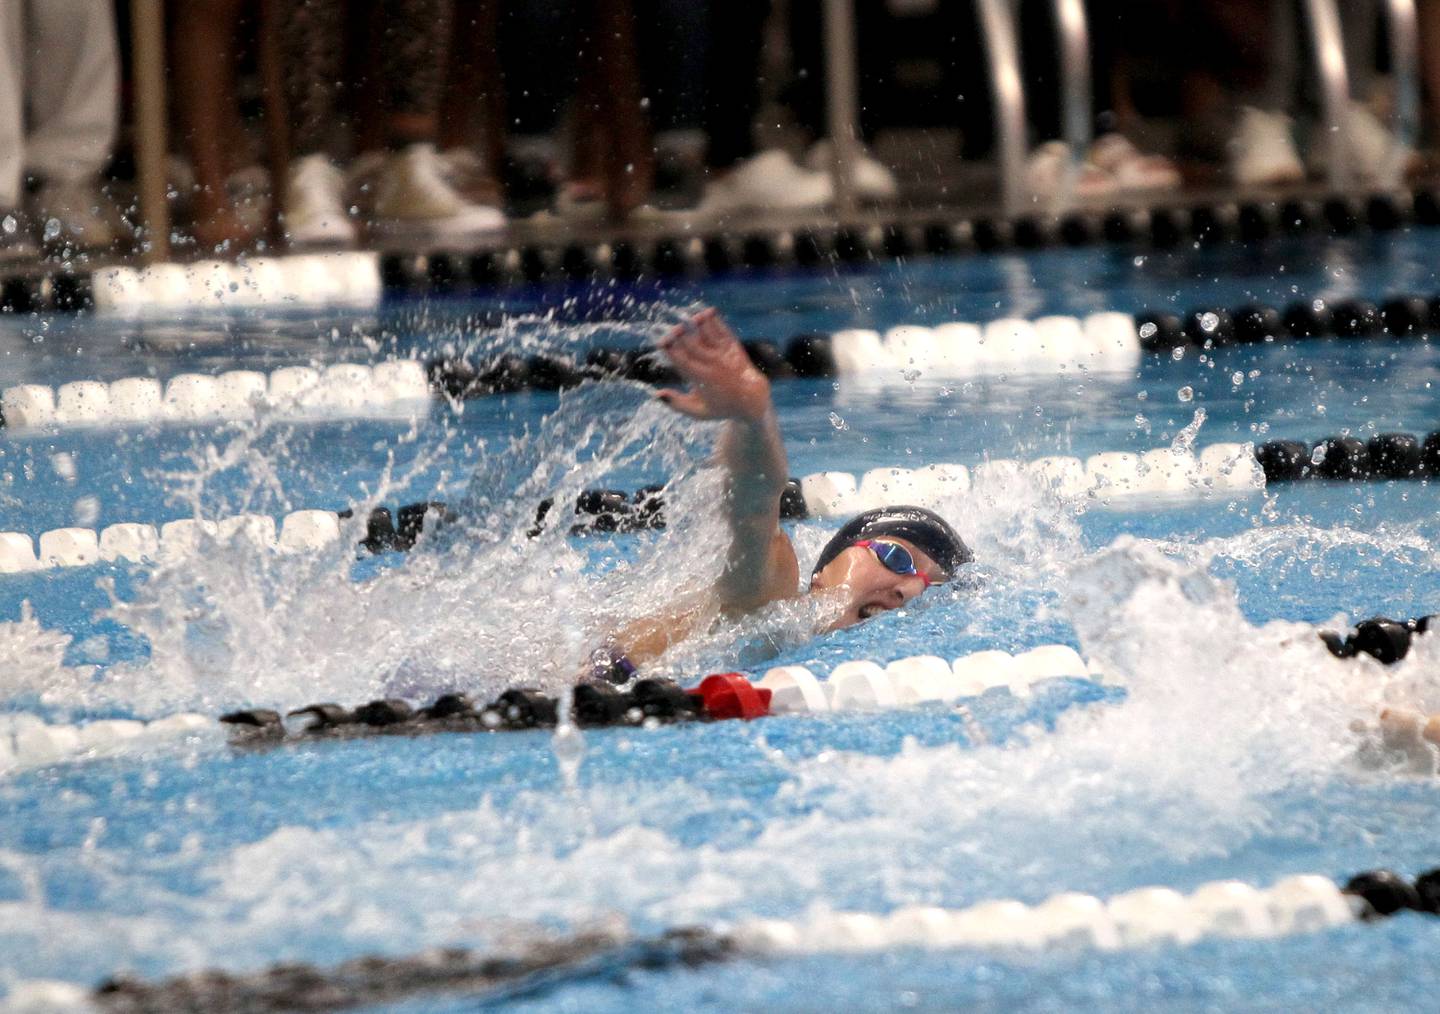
left=0, top=0, right=1432, bottom=265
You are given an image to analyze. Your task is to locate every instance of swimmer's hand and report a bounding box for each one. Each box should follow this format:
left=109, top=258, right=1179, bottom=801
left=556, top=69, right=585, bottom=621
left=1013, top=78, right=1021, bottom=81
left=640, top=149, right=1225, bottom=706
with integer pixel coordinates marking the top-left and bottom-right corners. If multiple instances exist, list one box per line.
left=656, top=309, right=772, bottom=423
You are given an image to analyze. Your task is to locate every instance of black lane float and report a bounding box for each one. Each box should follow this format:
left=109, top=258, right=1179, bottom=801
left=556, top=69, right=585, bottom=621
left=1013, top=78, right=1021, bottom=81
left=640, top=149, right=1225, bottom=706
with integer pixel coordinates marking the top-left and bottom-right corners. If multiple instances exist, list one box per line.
left=1319, top=615, right=1433, bottom=665
left=219, top=673, right=775, bottom=746
left=1255, top=432, right=1440, bottom=482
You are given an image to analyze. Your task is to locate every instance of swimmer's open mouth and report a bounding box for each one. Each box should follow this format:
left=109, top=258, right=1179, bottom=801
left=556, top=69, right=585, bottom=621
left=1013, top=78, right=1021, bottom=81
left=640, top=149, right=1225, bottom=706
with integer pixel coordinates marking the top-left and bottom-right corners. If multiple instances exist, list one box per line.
left=858, top=605, right=882, bottom=620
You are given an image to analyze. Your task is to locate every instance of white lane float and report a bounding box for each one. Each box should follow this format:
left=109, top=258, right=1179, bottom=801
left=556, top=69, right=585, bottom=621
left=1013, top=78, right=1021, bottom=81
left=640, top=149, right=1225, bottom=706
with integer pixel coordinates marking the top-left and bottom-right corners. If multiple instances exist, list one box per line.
left=731, top=873, right=1360, bottom=957
left=0, top=711, right=213, bottom=776
left=759, top=644, right=1094, bottom=716
left=90, top=251, right=380, bottom=315
left=796, top=443, right=1264, bottom=515
left=2, top=357, right=433, bottom=432
left=830, top=312, right=1141, bottom=381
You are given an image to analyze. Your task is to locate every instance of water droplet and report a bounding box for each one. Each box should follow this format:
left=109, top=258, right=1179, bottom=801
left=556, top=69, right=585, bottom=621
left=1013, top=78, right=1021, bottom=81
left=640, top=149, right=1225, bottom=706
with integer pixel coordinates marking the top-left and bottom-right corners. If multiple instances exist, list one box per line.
left=1138, top=321, right=1157, bottom=339
left=1231, top=371, right=1244, bottom=386
left=1170, top=346, right=1185, bottom=361
left=828, top=412, right=848, bottom=431
left=1177, top=385, right=1193, bottom=402
left=1199, top=312, right=1219, bottom=333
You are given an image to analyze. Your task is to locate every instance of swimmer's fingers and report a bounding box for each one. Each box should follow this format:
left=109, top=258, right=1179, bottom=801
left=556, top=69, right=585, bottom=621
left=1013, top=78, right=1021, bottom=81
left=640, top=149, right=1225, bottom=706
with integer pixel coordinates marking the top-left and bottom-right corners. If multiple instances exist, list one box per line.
left=695, top=310, right=736, bottom=350
left=655, top=387, right=716, bottom=419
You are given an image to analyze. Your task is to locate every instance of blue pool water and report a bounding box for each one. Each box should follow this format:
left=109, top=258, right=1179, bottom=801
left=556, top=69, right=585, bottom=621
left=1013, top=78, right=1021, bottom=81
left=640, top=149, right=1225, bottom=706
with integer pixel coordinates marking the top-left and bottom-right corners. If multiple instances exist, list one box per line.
left=3, top=230, right=1440, bottom=1010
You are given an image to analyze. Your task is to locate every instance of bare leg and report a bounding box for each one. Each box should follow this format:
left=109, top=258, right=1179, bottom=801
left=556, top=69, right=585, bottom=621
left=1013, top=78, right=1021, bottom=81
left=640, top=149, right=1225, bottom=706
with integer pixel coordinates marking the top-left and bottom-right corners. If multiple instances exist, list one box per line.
left=1420, top=0, right=1440, bottom=144
left=438, top=0, right=504, bottom=203
left=374, top=0, right=451, bottom=147
left=171, top=0, right=253, bottom=252
left=588, top=0, right=652, bottom=219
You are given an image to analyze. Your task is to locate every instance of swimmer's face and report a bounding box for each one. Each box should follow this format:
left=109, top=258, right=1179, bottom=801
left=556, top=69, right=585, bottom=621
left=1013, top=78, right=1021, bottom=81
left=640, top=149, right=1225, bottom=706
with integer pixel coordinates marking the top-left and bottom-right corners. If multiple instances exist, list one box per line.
left=808, top=537, right=943, bottom=630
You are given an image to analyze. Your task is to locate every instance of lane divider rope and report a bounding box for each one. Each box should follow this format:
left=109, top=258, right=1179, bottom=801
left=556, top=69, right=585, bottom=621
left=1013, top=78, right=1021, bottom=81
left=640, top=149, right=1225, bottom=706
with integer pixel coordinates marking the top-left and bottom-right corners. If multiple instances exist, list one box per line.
left=0, top=359, right=430, bottom=431
left=30, top=864, right=1439, bottom=1011
left=0, top=711, right=212, bottom=776
left=3, top=187, right=1437, bottom=317
left=0, top=439, right=1265, bottom=575
left=90, top=251, right=381, bottom=315
left=215, top=645, right=1098, bottom=753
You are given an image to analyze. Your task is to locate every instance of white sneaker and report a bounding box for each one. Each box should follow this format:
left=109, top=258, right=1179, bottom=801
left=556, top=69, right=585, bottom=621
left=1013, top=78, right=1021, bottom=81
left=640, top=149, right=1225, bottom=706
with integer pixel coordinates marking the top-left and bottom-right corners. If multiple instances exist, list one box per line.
left=32, top=177, right=116, bottom=250
left=804, top=140, right=899, bottom=201
left=695, top=149, right=833, bottom=217
left=1087, top=134, right=1182, bottom=192
left=371, top=143, right=506, bottom=241
left=1229, top=107, right=1305, bottom=187
left=283, top=154, right=357, bottom=247
left=1024, top=140, right=1117, bottom=201
left=1342, top=102, right=1414, bottom=186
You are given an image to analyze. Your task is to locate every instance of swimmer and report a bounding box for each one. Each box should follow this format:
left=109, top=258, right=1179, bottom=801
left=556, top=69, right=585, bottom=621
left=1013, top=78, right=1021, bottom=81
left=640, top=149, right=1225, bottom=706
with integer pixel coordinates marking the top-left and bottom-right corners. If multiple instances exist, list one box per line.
left=592, top=308, right=971, bottom=679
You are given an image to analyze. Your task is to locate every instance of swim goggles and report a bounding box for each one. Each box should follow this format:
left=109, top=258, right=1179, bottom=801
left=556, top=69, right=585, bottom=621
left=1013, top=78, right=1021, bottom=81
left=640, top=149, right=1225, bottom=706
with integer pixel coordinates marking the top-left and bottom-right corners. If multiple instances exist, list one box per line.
left=853, top=539, right=932, bottom=587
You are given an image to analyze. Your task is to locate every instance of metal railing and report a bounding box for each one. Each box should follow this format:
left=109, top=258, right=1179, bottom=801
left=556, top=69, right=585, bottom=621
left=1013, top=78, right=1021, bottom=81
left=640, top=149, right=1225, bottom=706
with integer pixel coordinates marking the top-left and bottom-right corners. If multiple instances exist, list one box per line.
left=1384, top=0, right=1420, bottom=187
left=1052, top=0, right=1092, bottom=209
left=976, top=0, right=1028, bottom=216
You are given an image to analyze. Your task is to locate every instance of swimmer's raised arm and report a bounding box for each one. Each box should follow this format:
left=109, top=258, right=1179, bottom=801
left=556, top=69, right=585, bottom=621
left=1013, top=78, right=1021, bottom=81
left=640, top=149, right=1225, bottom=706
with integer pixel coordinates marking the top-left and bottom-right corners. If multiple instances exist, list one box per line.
left=658, top=309, right=799, bottom=610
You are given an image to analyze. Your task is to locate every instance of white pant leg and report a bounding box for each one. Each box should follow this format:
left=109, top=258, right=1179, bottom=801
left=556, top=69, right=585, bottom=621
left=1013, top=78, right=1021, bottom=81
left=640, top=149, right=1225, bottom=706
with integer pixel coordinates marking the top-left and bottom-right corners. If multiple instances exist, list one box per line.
left=23, top=0, right=118, bottom=183
left=0, top=0, right=24, bottom=207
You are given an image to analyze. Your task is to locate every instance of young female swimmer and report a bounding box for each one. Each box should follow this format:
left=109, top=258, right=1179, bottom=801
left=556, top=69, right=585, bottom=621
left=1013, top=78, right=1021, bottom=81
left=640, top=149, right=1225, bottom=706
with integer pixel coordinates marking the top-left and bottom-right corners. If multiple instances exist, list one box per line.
left=591, top=308, right=972, bottom=681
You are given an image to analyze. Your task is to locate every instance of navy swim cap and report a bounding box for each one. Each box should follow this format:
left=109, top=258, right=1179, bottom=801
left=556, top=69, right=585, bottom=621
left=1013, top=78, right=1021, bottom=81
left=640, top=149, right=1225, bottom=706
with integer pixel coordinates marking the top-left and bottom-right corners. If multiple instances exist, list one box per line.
left=811, top=505, right=973, bottom=580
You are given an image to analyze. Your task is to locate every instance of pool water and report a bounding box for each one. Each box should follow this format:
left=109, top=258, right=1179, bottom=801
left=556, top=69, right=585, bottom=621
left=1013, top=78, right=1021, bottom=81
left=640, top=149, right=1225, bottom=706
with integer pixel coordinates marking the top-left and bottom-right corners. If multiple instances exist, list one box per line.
left=3, top=230, right=1440, bottom=1011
